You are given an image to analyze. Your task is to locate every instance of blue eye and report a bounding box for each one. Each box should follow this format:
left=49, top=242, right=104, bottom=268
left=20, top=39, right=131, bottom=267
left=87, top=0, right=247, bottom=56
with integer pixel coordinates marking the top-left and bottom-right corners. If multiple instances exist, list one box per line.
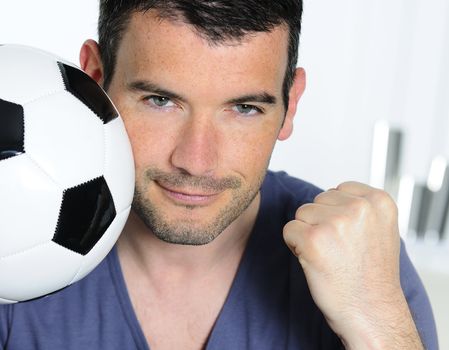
left=145, top=95, right=175, bottom=108
left=233, top=104, right=262, bottom=116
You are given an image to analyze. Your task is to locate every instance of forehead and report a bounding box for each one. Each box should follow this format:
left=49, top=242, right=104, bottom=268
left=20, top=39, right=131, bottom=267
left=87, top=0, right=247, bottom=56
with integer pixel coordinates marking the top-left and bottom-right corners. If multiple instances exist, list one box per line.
left=115, top=10, right=290, bottom=95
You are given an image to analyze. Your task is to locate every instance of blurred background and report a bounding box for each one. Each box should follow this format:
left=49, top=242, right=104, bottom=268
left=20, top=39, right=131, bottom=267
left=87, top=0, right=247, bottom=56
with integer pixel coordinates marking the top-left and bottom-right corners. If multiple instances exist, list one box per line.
left=270, top=1, right=449, bottom=347
left=1, top=0, right=448, bottom=347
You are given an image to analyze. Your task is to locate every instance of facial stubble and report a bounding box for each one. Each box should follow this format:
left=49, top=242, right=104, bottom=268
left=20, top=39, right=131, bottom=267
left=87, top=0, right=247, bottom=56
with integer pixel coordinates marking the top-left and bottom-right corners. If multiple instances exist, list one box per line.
left=132, top=168, right=264, bottom=245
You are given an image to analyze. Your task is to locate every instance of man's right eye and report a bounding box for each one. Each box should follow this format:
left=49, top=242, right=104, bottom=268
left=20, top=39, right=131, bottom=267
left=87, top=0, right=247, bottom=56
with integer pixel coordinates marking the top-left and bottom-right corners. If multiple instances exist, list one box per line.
left=144, top=95, right=175, bottom=108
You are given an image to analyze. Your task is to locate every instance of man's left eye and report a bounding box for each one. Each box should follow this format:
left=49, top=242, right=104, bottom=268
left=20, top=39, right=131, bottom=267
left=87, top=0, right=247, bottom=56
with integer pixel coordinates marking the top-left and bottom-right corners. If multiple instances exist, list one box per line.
left=233, top=104, right=262, bottom=116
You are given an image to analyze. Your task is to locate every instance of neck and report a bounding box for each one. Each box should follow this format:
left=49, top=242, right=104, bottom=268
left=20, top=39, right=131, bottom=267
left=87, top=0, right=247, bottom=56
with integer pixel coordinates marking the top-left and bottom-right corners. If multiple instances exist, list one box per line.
left=117, top=193, right=260, bottom=281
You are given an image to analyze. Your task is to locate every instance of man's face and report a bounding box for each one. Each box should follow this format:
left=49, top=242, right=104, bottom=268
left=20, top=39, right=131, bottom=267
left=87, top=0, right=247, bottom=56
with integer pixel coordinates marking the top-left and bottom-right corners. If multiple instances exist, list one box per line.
left=105, top=11, right=298, bottom=245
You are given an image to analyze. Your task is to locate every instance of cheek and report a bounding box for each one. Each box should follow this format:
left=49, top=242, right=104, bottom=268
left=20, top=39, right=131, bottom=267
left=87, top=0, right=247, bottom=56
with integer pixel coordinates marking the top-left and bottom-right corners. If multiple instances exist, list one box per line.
left=121, top=114, right=176, bottom=172
left=108, top=86, right=176, bottom=169
left=224, top=126, right=279, bottom=177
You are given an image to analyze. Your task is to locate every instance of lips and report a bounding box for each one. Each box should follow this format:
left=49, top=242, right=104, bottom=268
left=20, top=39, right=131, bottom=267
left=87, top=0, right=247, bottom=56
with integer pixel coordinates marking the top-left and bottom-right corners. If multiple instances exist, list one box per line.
left=155, top=181, right=220, bottom=205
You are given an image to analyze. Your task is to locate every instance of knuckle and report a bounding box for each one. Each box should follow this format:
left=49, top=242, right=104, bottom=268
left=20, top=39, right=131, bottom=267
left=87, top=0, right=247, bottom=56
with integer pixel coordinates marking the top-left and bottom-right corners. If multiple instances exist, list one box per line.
left=306, top=226, right=324, bottom=248
left=295, top=203, right=312, bottom=219
left=349, top=196, right=370, bottom=214
left=283, top=220, right=306, bottom=240
left=283, top=221, right=306, bottom=258
left=305, top=225, right=334, bottom=259
left=368, top=189, right=397, bottom=212
left=313, top=191, right=326, bottom=203
left=329, top=215, right=349, bottom=232
left=283, top=220, right=296, bottom=235
left=336, top=182, right=348, bottom=191
left=313, top=190, right=334, bottom=204
left=309, top=222, right=334, bottom=238
left=336, top=181, right=358, bottom=191
left=307, top=225, right=322, bottom=236
left=368, top=188, right=388, bottom=201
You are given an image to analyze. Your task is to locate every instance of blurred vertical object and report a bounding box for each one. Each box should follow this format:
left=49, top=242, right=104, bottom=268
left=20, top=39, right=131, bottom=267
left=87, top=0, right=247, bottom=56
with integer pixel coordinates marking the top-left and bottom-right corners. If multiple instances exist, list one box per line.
left=442, top=193, right=449, bottom=244
left=370, top=120, right=403, bottom=199
left=399, top=157, right=449, bottom=243
left=406, top=182, right=427, bottom=241
left=369, top=123, right=449, bottom=243
left=415, top=186, right=434, bottom=241
left=425, top=157, right=449, bottom=242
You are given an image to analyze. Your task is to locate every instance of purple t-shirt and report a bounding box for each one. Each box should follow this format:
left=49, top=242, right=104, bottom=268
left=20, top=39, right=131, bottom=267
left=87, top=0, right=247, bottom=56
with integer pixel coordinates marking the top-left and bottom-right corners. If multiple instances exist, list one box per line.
left=0, top=171, right=438, bottom=349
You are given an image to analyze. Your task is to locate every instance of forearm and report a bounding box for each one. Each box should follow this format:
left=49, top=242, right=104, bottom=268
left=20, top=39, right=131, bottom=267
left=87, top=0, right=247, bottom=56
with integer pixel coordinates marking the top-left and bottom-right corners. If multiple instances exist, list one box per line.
left=284, top=183, right=432, bottom=349
left=336, top=293, right=424, bottom=350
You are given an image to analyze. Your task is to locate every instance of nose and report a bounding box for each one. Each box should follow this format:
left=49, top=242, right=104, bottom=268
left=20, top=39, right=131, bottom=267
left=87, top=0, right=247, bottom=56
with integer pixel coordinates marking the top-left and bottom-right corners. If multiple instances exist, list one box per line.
left=170, top=114, right=219, bottom=176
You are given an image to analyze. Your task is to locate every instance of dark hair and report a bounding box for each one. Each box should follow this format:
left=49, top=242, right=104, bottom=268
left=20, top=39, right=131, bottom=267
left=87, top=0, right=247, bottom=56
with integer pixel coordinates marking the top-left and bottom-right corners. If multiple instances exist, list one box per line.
left=98, top=0, right=303, bottom=110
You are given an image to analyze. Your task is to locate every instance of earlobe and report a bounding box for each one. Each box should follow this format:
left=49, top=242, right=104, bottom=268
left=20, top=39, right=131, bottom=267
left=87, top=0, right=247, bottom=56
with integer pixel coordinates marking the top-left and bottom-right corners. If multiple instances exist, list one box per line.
left=278, top=68, right=306, bottom=141
left=79, top=39, right=104, bottom=85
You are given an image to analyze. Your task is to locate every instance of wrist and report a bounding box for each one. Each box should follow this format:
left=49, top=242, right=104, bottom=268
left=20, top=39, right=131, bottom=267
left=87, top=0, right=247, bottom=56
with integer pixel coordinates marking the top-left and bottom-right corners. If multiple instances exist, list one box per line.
left=330, top=293, right=424, bottom=350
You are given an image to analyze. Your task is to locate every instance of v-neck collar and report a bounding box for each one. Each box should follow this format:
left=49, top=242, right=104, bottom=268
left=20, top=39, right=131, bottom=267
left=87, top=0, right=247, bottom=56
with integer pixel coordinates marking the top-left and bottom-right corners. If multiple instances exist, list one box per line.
left=108, top=179, right=270, bottom=350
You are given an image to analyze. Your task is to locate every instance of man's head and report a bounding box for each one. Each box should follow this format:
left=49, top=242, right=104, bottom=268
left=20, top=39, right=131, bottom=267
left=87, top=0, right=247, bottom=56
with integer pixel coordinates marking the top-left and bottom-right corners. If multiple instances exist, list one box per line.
left=98, top=0, right=303, bottom=111
left=81, top=0, right=305, bottom=246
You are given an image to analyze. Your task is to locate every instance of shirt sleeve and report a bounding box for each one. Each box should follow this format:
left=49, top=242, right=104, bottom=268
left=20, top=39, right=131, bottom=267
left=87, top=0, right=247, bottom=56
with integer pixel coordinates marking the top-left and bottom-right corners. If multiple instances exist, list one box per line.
left=400, top=241, right=439, bottom=350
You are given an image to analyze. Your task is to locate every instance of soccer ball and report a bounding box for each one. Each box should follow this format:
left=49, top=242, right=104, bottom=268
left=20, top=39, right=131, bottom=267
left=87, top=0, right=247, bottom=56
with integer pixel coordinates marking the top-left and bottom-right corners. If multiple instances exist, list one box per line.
left=0, top=45, right=135, bottom=303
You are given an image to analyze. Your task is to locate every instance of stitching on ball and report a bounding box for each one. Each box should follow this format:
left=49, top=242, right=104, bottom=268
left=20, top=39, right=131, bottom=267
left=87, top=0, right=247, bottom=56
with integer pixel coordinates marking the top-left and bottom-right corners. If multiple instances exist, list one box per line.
left=0, top=241, right=53, bottom=261
left=25, top=154, right=61, bottom=188
left=21, top=89, right=65, bottom=106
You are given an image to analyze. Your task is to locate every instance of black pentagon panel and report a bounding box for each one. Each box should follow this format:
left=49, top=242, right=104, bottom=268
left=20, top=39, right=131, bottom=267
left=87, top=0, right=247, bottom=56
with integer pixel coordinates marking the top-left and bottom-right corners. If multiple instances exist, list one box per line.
left=0, top=98, right=24, bottom=161
left=57, top=62, right=118, bottom=124
left=53, top=176, right=116, bottom=255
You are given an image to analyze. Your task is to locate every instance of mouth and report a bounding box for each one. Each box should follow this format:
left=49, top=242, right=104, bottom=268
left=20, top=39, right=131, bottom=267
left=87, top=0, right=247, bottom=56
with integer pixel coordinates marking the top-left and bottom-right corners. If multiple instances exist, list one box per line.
left=155, top=181, right=221, bottom=206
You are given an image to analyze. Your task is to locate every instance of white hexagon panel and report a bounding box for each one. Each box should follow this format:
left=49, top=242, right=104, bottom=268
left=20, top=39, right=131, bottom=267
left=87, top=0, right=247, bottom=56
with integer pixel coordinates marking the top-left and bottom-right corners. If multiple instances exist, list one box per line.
left=0, top=45, right=65, bottom=104
left=0, top=155, right=62, bottom=257
left=23, top=90, right=105, bottom=189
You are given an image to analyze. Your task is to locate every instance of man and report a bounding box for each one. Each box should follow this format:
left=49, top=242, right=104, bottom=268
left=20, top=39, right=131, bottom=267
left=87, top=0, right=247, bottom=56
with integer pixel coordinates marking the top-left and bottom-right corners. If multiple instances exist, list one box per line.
left=0, top=1, right=438, bottom=349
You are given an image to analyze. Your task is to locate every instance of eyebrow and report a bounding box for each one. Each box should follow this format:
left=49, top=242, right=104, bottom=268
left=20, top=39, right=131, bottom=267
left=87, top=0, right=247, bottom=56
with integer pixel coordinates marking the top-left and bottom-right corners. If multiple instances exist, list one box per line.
left=226, top=93, right=277, bottom=106
left=128, top=80, right=277, bottom=105
left=127, top=80, right=187, bottom=103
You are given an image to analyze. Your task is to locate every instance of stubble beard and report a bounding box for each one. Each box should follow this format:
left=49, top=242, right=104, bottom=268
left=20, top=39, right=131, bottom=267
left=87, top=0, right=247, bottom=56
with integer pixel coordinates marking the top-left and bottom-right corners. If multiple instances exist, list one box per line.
left=132, top=168, right=264, bottom=245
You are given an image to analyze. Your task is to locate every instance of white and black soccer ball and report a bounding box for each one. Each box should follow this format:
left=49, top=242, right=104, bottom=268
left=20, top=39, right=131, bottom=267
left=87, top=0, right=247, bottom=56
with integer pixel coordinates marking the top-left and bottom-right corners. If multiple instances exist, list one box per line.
left=0, top=44, right=135, bottom=304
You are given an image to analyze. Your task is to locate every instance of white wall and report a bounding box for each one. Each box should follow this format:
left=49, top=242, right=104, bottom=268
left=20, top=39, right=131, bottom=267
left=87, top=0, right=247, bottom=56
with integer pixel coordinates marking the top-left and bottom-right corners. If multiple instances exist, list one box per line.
left=1, top=0, right=448, bottom=347
left=0, top=1, right=98, bottom=66
left=271, top=0, right=449, bottom=190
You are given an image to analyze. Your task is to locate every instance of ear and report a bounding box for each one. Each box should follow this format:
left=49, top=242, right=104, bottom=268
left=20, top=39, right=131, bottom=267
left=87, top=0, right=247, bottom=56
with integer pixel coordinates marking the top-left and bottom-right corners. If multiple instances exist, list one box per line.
left=79, top=39, right=104, bottom=85
left=278, top=67, right=306, bottom=141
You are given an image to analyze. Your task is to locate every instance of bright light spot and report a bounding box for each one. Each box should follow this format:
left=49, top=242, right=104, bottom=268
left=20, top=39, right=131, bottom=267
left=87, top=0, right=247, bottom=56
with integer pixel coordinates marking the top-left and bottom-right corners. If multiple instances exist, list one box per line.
left=427, top=156, right=447, bottom=192
left=397, top=175, right=415, bottom=238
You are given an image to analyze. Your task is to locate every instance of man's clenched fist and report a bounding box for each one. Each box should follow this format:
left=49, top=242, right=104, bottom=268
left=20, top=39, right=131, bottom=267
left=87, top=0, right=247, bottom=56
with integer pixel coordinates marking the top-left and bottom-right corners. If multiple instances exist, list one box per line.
left=283, top=182, right=423, bottom=349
